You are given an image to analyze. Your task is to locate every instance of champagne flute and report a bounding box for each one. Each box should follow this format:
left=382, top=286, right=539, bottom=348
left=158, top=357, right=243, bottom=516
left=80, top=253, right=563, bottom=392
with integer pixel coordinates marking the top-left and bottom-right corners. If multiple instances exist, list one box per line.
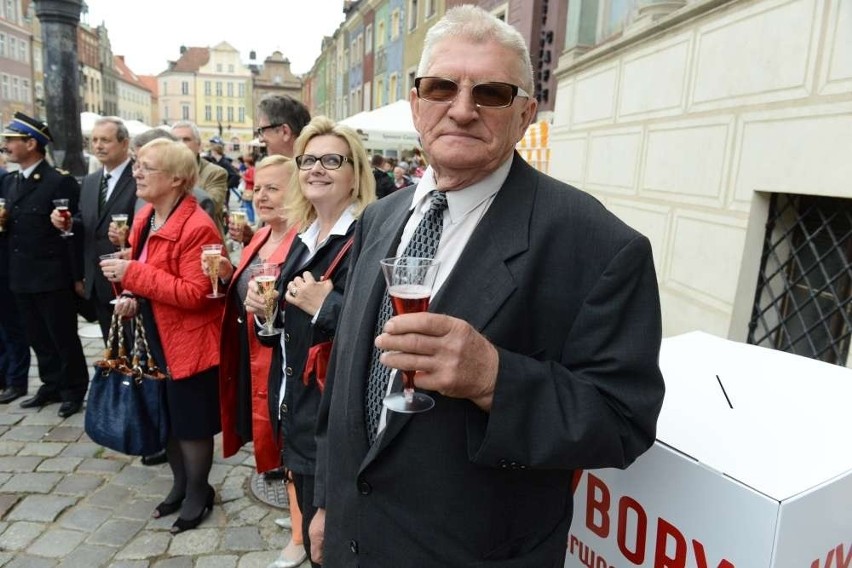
left=100, top=252, right=123, bottom=304
left=0, top=198, right=6, bottom=233
left=380, top=256, right=441, bottom=413
left=252, top=263, right=284, bottom=336
left=201, top=244, right=226, bottom=298
left=111, top=213, right=129, bottom=251
left=53, top=198, right=73, bottom=237
left=229, top=207, right=248, bottom=255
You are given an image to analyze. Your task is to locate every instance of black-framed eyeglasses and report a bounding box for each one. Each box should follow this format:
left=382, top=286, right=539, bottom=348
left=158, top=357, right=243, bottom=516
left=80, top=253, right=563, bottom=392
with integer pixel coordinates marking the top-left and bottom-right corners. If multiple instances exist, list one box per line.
left=414, top=76, right=530, bottom=108
left=295, top=154, right=352, bottom=171
left=254, top=123, right=284, bottom=138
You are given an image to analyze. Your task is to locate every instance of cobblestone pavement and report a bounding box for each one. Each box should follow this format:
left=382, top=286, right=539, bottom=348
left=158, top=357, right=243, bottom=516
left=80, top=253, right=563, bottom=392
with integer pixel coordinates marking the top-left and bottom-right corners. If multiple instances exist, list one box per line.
left=0, top=319, right=308, bottom=567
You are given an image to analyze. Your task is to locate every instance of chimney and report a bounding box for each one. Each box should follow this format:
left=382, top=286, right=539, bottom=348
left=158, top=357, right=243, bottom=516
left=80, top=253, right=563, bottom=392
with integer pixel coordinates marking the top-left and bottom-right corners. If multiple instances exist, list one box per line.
left=180, top=45, right=187, bottom=55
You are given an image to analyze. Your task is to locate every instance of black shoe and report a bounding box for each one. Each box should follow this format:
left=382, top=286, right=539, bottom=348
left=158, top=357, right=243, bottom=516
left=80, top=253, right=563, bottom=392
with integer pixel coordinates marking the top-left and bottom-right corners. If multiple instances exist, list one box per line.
left=141, top=449, right=168, bottom=466
left=57, top=401, right=82, bottom=418
left=170, top=486, right=215, bottom=534
left=152, top=495, right=185, bottom=519
left=20, top=392, right=60, bottom=409
left=0, top=387, right=26, bottom=404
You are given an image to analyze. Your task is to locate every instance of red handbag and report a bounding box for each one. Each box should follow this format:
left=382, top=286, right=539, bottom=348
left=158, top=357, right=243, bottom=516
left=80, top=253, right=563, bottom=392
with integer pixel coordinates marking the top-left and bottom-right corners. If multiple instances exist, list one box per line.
left=302, top=237, right=354, bottom=392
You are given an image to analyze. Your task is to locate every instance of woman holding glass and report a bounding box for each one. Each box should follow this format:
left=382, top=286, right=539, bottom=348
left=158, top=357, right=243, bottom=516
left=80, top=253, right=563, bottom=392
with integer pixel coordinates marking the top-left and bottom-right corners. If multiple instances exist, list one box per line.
left=244, top=116, right=375, bottom=568
left=99, top=138, right=224, bottom=534
left=207, top=154, right=307, bottom=567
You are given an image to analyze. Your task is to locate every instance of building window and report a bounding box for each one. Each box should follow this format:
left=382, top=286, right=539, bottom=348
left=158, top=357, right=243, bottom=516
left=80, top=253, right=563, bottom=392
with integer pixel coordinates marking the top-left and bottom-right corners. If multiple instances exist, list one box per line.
left=238, top=83, right=245, bottom=98
left=216, top=63, right=222, bottom=72
left=22, top=78, right=29, bottom=103
left=228, top=64, right=234, bottom=73
left=409, top=0, right=419, bottom=31
left=365, top=24, right=373, bottom=54
left=8, top=36, right=15, bottom=60
left=426, top=0, right=436, bottom=18
left=0, top=33, right=5, bottom=58
left=18, top=38, right=26, bottom=62
left=391, top=10, right=400, bottom=39
left=227, top=82, right=234, bottom=97
left=11, top=76, right=19, bottom=101
left=181, top=81, right=189, bottom=95
left=227, top=106, right=234, bottom=122
left=598, top=0, right=638, bottom=42
left=748, top=194, right=852, bottom=365
left=216, top=106, right=223, bottom=120
left=389, top=73, right=398, bottom=102
left=216, top=82, right=223, bottom=96
left=181, top=104, right=189, bottom=120
left=377, top=21, right=386, bottom=48
left=205, top=105, right=212, bottom=121
left=238, top=107, right=245, bottom=123
left=205, top=81, right=211, bottom=95
left=376, top=78, right=384, bottom=107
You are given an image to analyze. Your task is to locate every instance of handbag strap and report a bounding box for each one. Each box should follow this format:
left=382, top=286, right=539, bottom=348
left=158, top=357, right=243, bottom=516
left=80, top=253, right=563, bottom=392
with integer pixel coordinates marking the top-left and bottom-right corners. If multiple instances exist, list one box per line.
left=321, top=237, right=354, bottom=281
left=103, top=309, right=127, bottom=362
left=132, top=313, right=168, bottom=380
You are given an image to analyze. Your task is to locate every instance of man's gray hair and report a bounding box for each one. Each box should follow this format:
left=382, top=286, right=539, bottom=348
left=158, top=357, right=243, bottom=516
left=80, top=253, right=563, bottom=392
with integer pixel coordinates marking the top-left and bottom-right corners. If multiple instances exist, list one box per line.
left=132, top=128, right=177, bottom=150
left=417, top=5, right=534, bottom=93
left=94, top=116, right=130, bottom=143
left=171, top=120, right=201, bottom=143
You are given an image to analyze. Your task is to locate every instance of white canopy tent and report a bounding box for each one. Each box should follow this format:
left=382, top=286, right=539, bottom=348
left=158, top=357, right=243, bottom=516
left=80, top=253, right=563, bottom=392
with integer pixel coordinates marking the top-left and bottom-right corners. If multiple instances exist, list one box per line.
left=80, top=112, right=101, bottom=136
left=339, top=100, right=420, bottom=155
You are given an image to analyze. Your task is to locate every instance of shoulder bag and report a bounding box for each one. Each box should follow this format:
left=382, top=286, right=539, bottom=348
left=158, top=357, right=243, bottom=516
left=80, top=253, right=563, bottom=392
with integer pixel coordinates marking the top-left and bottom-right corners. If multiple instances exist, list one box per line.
left=84, top=310, right=170, bottom=456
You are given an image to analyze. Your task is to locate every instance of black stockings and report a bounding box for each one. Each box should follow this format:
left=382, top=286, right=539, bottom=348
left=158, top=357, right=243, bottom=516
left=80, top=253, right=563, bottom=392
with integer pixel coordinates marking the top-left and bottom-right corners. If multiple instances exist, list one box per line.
left=165, top=436, right=214, bottom=518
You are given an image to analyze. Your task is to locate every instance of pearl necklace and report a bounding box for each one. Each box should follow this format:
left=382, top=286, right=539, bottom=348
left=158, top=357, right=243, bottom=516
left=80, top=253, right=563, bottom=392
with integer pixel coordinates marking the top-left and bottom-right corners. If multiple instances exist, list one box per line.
left=150, top=214, right=166, bottom=232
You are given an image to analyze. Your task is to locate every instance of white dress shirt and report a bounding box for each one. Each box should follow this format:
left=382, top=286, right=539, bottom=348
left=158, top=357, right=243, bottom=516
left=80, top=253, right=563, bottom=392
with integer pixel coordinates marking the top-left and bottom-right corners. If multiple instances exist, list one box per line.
left=102, top=158, right=131, bottom=202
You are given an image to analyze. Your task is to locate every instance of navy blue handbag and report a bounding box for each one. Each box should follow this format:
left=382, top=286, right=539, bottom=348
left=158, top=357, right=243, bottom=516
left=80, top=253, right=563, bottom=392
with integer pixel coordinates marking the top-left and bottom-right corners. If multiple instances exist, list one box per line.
left=84, top=312, right=169, bottom=456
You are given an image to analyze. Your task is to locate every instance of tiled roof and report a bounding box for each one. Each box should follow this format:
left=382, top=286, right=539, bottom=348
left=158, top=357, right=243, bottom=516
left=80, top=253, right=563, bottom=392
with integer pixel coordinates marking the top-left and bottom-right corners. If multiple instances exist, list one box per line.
left=169, top=47, right=210, bottom=73
left=137, top=75, right=159, bottom=96
left=113, top=55, right=151, bottom=92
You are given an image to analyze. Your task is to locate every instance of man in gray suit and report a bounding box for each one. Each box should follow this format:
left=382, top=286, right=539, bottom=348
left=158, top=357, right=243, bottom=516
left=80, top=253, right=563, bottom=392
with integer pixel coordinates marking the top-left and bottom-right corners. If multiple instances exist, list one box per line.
left=51, top=116, right=137, bottom=344
left=310, top=6, right=665, bottom=567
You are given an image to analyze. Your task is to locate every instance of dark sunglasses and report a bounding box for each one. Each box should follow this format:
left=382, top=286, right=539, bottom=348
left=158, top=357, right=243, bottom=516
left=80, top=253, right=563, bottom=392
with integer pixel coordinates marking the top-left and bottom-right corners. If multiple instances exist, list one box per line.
left=295, top=153, right=352, bottom=171
left=254, top=123, right=284, bottom=138
left=414, top=76, right=530, bottom=108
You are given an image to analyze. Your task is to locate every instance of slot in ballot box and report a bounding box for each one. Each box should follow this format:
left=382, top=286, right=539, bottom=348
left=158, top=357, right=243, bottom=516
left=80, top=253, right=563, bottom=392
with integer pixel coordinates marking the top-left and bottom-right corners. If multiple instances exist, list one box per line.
left=565, top=331, right=852, bottom=568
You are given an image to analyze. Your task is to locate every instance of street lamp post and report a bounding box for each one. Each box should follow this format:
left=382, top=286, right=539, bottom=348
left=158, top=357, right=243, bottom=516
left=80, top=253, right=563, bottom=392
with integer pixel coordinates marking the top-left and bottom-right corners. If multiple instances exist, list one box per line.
left=33, top=0, right=86, bottom=177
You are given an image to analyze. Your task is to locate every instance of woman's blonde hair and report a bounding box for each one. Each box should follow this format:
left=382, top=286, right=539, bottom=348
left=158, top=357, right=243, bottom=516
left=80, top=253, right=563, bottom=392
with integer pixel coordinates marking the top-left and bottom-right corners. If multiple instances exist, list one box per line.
left=285, top=116, right=376, bottom=229
left=138, top=138, right=198, bottom=195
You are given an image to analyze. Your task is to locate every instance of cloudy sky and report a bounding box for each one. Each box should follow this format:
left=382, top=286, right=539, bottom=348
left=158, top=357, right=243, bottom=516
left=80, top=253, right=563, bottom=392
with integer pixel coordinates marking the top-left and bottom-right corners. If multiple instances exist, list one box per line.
left=82, top=0, right=347, bottom=76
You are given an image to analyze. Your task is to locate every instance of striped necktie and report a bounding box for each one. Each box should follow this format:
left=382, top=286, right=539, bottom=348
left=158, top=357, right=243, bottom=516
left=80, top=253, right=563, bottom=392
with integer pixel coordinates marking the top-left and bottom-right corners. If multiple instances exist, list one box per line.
left=98, top=173, right=111, bottom=214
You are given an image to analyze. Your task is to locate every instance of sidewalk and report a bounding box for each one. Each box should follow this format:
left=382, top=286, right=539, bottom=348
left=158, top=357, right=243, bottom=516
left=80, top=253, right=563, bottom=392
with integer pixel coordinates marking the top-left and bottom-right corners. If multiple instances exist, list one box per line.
left=0, top=319, right=306, bottom=567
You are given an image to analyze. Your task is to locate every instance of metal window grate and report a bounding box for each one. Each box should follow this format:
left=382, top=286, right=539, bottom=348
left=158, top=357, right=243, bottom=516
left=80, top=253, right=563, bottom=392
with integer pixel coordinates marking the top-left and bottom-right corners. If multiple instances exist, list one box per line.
left=747, top=194, right=852, bottom=365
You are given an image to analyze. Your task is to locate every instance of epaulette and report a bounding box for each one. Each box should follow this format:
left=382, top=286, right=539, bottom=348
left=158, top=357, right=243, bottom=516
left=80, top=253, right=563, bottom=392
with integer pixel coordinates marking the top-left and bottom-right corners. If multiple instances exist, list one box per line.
left=56, top=168, right=70, bottom=175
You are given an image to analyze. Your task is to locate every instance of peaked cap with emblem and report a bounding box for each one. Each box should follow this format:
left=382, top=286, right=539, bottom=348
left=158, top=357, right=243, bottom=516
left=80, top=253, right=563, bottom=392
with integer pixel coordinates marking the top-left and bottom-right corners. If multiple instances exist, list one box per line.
left=2, top=112, right=53, bottom=146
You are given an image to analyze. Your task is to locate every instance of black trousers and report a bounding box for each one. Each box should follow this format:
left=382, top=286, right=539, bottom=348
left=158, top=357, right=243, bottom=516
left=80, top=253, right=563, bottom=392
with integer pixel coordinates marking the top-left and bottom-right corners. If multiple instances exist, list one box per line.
left=14, top=288, right=88, bottom=402
left=91, top=285, right=115, bottom=345
left=292, top=472, right=321, bottom=568
left=0, top=274, right=30, bottom=389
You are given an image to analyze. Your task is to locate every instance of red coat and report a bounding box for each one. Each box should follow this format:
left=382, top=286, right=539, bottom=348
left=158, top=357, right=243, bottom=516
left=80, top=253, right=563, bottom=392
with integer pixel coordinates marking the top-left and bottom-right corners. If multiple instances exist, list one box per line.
left=124, top=196, right=224, bottom=380
left=219, top=225, right=298, bottom=472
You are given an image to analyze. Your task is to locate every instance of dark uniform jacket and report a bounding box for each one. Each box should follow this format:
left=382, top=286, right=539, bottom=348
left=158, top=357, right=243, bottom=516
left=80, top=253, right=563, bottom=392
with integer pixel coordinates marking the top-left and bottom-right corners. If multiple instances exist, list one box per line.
left=0, top=160, right=81, bottom=294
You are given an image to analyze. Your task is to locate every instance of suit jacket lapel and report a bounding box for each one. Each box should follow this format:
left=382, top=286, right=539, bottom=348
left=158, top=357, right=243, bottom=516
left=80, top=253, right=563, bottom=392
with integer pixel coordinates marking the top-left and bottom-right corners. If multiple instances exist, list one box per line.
left=83, top=174, right=100, bottom=229
left=99, top=165, right=133, bottom=228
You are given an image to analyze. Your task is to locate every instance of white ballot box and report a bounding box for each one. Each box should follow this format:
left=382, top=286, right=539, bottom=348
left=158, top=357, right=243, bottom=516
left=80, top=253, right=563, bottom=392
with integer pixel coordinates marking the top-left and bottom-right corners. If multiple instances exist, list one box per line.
left=565, top=331, right=852, bottom=568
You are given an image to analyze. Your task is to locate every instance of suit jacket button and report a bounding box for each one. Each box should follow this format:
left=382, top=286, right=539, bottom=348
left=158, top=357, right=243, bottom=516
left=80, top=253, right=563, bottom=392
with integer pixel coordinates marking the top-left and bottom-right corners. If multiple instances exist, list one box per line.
left=279, top=402, right=288, bottom=415
left=349, top=540, right=359, bottom=554
left=284, top=333, right=290, bottom=342
left=357, top=477, right=371, bottom=495
left=285, top=366, right=293, bottom=376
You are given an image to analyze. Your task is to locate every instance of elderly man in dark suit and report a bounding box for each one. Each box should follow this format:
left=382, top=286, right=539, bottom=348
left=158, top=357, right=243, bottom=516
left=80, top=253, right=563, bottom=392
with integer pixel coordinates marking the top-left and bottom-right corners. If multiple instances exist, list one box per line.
left=310, top=6, right=665, bottom=567
left=52, top=116, right=137, bottom=343
left=0, top=113, right=89, bottom=417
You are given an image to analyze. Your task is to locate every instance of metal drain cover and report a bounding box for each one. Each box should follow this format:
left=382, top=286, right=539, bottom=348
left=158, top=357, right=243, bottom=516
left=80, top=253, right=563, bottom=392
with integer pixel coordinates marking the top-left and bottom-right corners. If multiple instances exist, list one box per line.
left=249, top=471, right=289, bottom=509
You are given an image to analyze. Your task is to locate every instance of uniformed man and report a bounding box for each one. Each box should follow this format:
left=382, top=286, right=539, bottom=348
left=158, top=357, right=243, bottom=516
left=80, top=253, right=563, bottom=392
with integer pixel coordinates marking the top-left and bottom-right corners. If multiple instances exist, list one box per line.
left=0, top=113, right=89, bottom=417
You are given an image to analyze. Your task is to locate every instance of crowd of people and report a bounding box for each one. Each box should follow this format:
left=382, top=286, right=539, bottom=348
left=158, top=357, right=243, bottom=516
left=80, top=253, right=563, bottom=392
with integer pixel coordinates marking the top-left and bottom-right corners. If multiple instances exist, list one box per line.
left=0, top=6, right=664, bottom=567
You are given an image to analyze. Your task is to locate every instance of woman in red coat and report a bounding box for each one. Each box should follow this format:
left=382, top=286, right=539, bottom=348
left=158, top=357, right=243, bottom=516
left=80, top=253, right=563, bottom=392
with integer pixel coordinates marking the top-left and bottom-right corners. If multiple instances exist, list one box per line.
left=100, top=138, right=224, bottom=534
left=211, top=154, right=306, bottom=566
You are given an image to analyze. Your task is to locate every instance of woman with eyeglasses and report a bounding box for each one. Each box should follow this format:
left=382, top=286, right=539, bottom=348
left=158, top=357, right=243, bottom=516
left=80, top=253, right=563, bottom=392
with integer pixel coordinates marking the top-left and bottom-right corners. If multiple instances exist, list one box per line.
left=207, top=154, right=307, bottom=567
left=244, top=116, right=376, bottom=568
left=98, top=138, right=224, bottom=534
